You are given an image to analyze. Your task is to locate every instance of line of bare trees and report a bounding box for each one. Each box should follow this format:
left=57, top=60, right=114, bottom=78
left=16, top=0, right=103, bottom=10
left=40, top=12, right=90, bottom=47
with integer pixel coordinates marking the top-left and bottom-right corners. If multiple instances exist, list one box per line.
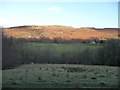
left=2, top=35, right=119, bottom=69
left=6, top=37, right=105, bottom=44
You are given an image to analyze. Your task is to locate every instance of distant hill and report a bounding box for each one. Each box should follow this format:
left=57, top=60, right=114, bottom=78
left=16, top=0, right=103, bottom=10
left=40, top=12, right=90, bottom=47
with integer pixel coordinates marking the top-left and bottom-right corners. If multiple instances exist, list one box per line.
left=2, top=25, right=119, bottom=40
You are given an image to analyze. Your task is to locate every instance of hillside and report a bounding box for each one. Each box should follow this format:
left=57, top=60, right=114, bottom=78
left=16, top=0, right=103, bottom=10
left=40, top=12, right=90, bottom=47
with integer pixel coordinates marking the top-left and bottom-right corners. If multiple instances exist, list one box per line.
left=3, top=25, right=119, bottom=40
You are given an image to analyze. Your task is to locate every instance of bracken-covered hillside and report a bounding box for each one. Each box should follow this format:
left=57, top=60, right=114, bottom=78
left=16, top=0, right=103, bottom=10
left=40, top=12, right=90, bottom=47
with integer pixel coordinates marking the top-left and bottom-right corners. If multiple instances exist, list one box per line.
left=3, top=25, right=119, bottom=40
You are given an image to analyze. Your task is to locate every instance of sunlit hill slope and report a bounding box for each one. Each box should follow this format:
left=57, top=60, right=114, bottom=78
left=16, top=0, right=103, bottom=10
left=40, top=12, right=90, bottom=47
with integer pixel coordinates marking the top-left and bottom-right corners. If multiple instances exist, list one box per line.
left=3, top=25, right=119, bottom=40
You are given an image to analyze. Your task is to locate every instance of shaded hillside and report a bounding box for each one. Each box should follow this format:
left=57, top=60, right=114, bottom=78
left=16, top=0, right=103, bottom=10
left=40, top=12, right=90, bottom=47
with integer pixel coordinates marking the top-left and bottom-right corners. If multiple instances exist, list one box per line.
left=3, top=25, right=119, bottom=40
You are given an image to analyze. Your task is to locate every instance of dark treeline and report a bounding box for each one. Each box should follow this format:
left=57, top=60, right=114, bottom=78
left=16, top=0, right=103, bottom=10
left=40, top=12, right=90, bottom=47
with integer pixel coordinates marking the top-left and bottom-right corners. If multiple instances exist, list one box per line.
left=5, top=37, right=105, bottom=44
left=2, top=35, right=120, bottom=69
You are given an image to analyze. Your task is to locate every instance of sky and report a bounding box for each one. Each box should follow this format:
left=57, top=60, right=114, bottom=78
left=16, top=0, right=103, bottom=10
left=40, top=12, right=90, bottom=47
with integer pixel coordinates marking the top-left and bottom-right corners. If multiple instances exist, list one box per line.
left=0, top=1, right=118, bottom=28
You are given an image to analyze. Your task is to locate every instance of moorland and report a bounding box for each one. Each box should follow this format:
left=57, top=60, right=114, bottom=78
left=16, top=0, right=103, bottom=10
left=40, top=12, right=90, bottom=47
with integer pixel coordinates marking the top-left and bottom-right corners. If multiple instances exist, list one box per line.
left=2, top=25, right=120, bottom=88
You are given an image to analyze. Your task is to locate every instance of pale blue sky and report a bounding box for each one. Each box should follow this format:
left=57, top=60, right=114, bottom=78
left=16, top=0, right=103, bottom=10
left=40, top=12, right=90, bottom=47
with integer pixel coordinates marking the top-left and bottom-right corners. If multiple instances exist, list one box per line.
left=0, top=2, right=118, bottom=28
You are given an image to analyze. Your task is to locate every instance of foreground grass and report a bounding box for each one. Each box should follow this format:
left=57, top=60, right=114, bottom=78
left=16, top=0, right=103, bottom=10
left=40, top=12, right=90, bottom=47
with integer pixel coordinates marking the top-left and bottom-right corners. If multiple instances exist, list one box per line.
left=2, top=64, right=119, bottom=88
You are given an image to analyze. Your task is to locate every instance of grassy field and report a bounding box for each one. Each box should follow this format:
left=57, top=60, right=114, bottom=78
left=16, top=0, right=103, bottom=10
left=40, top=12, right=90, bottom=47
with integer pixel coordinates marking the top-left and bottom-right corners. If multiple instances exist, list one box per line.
left=26, top=42, right=101, bottom=54
left=29, top=42, right=101, bottom=48
left=2, top=64, right=119, bottom=88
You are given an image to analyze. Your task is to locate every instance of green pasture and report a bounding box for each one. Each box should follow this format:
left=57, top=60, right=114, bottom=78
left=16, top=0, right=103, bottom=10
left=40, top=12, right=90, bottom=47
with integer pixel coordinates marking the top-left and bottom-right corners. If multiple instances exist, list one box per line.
left=26, top=42, right=101, bottom=54
left=2, top=64, right=119, bottom=88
